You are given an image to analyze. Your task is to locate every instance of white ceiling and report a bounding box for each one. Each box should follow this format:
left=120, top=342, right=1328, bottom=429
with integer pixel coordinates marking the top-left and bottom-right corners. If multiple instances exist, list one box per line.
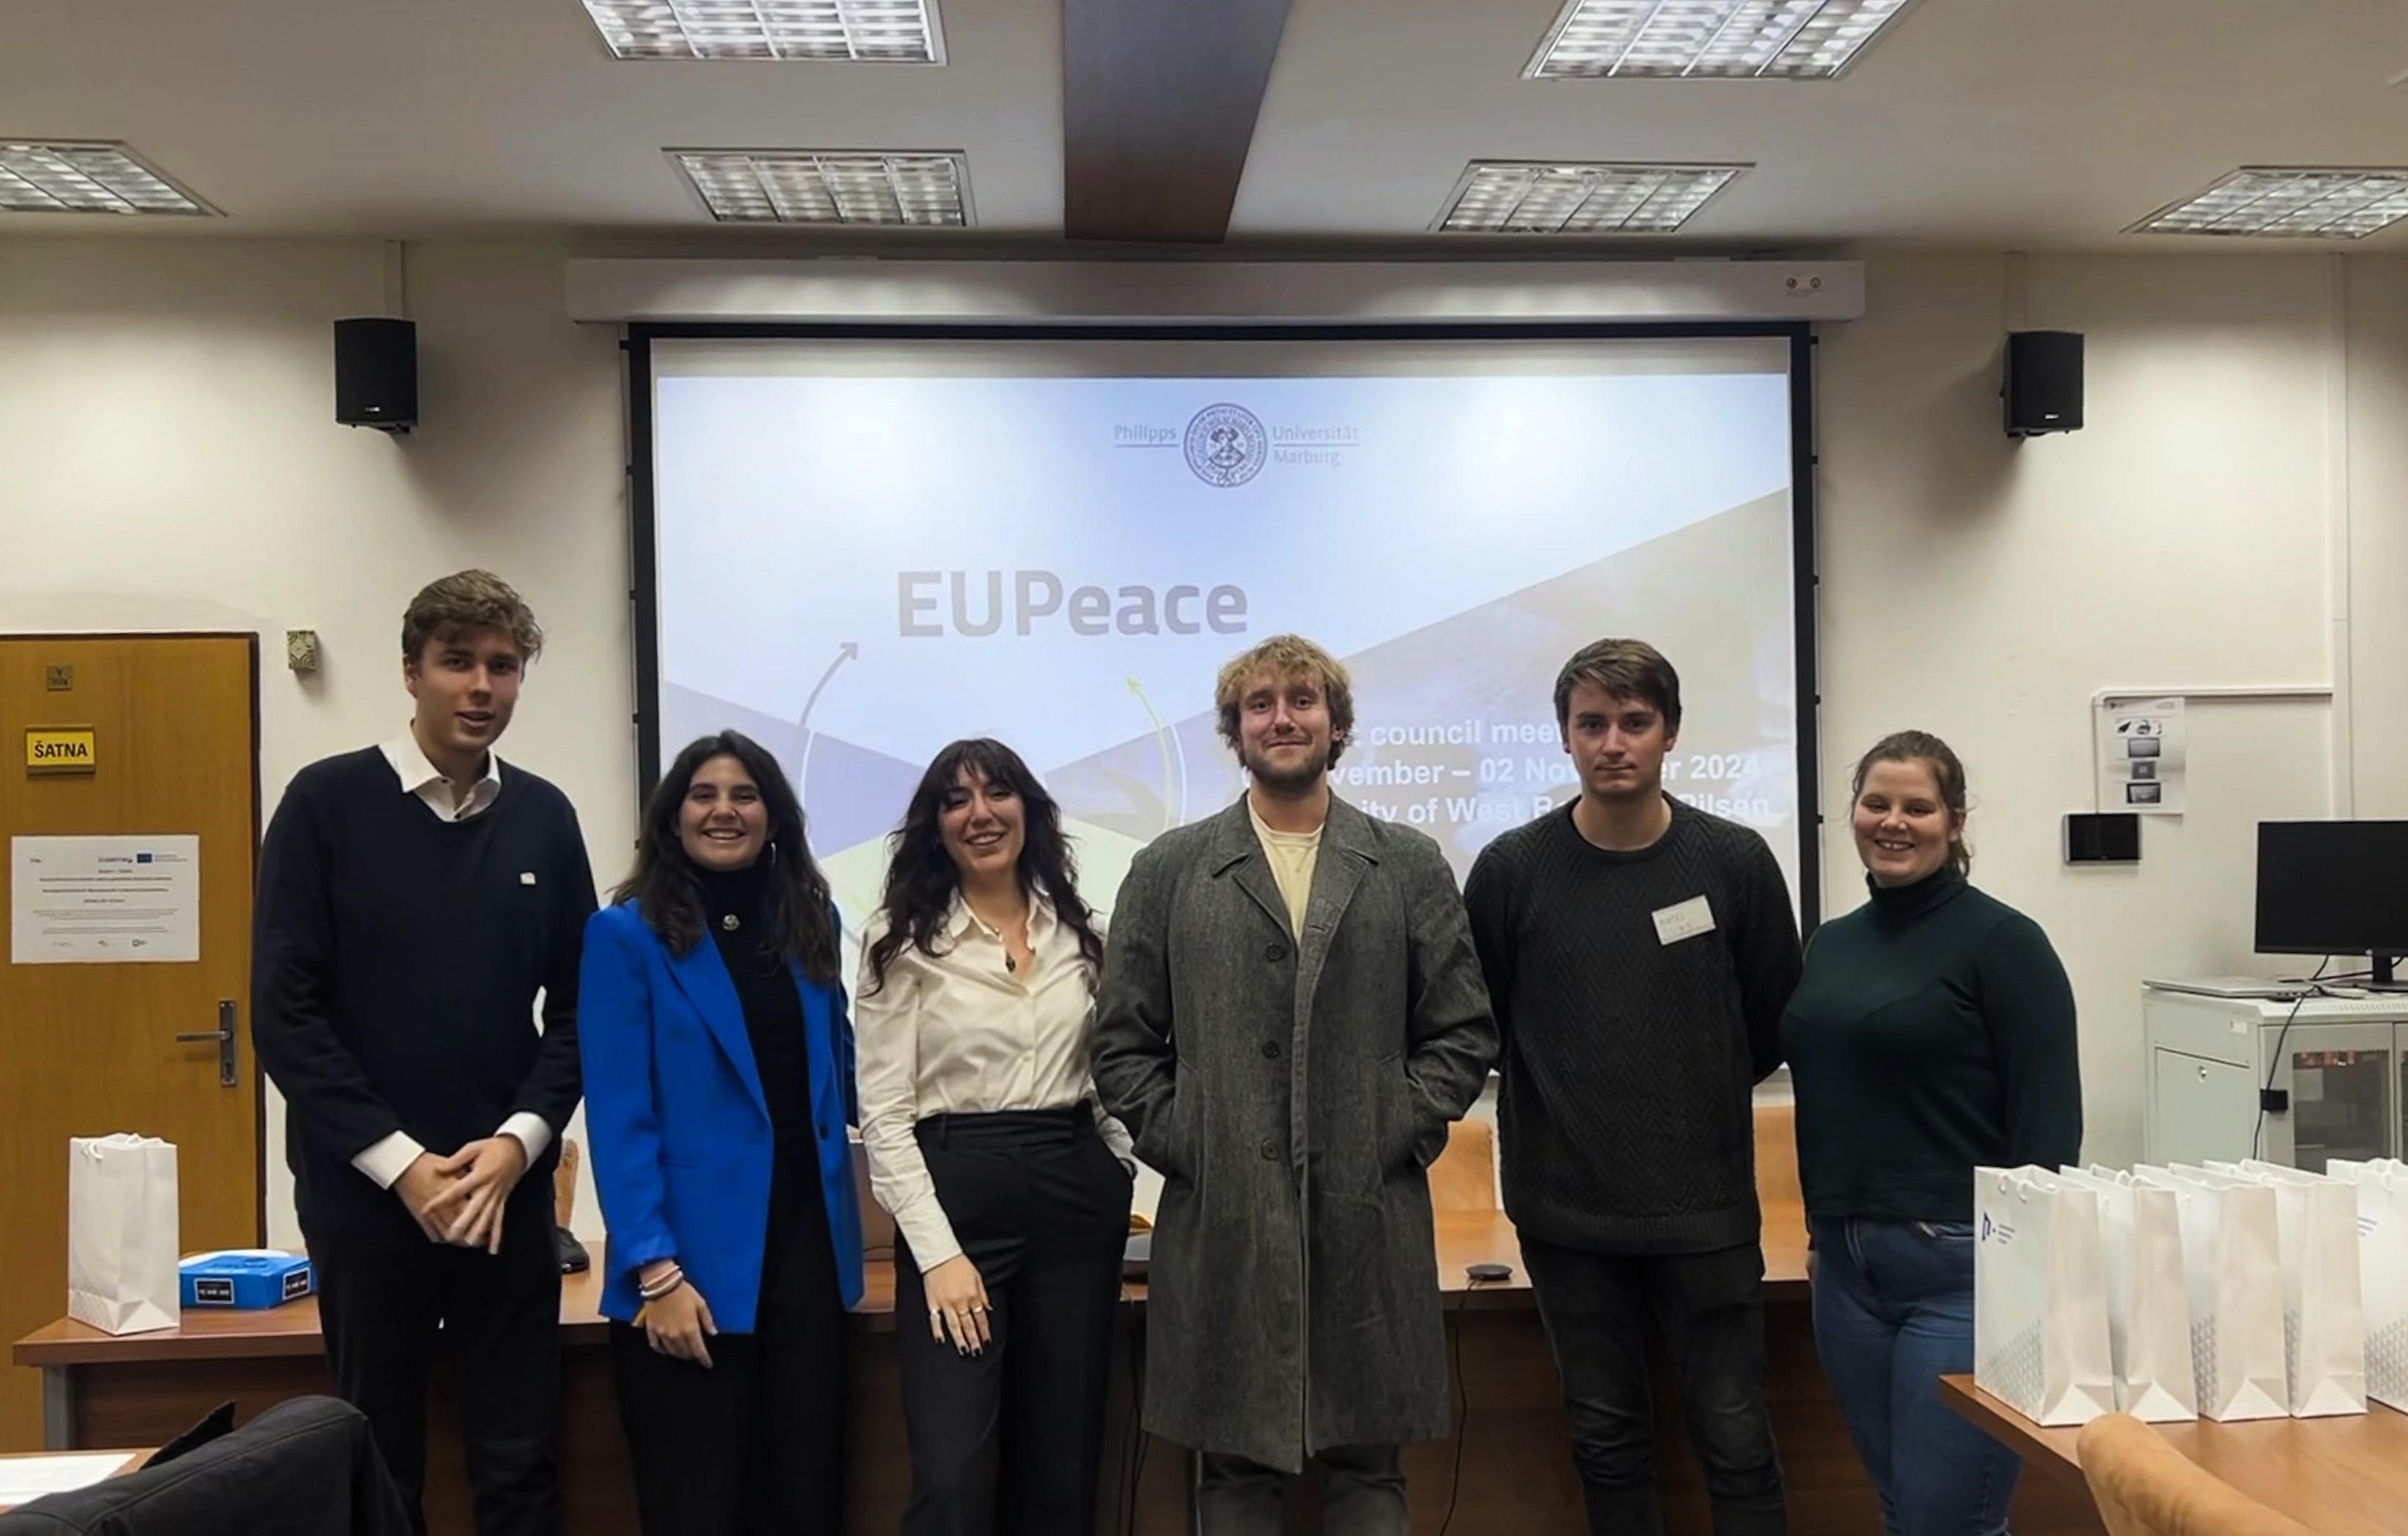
left=6, top=0, right=2407, bottom=250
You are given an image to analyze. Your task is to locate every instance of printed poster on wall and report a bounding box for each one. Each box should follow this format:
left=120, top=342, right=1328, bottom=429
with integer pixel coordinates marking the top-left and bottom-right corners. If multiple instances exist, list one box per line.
left=2095, top=697, right=2186, bottom=816
left=10, top=835, right=201, bottom=963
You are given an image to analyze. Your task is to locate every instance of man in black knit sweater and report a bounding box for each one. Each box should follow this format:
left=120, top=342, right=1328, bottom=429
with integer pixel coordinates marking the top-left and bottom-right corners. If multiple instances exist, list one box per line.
left=1464, top=638, right=1801, bottom=1536
left=253, top=572, right=595, bottom=1536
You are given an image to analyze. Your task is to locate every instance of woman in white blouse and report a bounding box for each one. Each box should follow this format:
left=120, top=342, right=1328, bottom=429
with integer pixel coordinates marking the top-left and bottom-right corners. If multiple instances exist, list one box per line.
left=855, top=737, right=1136, bottom=1536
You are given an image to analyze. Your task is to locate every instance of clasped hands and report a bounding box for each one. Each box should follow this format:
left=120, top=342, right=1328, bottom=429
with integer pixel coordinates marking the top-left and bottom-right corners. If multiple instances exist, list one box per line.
left=394, top=1136, right=529, bottom=1253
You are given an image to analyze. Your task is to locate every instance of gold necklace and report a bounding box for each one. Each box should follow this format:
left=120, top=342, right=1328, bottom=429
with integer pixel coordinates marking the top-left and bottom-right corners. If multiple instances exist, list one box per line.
left=970, top=901, right=1030, bottom=974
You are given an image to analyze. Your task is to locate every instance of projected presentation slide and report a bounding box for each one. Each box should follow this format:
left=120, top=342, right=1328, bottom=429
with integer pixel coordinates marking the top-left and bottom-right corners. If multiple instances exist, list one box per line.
left=650, top=335, right=1803, bottom=938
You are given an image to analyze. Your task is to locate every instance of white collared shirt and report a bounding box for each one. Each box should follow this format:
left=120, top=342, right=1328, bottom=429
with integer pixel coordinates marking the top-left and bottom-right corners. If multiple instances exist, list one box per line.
left=855, top=892, right=1134, bottom=1271
left=379, top=729, right=503, bottom=823
left=349, top=731, right=551, bottom=1190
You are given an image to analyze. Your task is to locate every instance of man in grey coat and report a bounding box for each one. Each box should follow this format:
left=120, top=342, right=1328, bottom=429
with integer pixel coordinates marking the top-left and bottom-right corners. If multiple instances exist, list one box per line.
left=1094, top=634, right=1497, bottom=1536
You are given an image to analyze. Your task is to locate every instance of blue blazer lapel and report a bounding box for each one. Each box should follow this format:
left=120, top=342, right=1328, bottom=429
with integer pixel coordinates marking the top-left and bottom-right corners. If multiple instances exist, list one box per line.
left=664, top=938, right=770, bottom=1122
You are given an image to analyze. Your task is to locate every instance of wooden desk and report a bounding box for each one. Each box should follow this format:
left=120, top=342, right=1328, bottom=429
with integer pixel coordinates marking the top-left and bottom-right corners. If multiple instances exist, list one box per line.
left=1941, top=1376, right=2408, bottom=1536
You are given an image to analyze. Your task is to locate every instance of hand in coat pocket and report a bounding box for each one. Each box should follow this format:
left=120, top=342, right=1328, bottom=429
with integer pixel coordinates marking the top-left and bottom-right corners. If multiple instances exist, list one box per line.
left=1379, top=1067, right=1427, bottom=1175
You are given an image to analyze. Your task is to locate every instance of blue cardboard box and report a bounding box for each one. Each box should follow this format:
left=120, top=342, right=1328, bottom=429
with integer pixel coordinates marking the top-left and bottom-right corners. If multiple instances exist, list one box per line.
left=179, top=1250, right=315, bottom=1310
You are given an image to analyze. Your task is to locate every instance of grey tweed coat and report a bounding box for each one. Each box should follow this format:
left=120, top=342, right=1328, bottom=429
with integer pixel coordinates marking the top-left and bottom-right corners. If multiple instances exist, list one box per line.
left=1092, top=795, right=1498, bottom=1471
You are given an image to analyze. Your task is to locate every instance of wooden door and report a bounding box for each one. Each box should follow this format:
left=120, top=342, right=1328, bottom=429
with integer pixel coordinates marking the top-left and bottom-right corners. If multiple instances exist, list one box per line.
left=1, top=636, right=261, bottom=1450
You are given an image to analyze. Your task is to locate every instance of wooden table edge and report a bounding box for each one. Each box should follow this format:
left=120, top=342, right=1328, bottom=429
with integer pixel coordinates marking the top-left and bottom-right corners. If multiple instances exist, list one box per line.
left=17, top=1219, right=1808, bottom=1367
left=1939, top=1376, right=2089, bottom=1485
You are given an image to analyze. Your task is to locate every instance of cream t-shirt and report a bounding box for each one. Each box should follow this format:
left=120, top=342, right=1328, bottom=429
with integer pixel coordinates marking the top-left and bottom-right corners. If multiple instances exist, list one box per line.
left=1249, top=799, right=1326, bottom=939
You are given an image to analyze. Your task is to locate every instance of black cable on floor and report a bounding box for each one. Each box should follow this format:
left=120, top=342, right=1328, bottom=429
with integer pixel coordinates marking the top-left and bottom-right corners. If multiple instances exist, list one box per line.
left=1435, top=1277, right=1487, bottom=1536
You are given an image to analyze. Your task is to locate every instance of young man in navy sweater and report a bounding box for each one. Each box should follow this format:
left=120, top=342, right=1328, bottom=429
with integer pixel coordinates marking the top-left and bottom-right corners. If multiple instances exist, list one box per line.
left=1465, top=638, right=1802, bottom=1536
left=253, top=571, right=595, bottom=1536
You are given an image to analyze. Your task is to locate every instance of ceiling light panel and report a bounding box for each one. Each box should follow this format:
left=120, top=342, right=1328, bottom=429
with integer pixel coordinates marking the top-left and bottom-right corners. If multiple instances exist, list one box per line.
left=1526, top=0, right=1916, bottom=80
left=583, top=0, right=943, bottom=61
left=671, top=150, right=972, bottom=224
left=1435, top=162, right=1745, bottom=234
left=2131, top=168, right=2408, bottom=239
left=0, top=141, right=214, bottom=216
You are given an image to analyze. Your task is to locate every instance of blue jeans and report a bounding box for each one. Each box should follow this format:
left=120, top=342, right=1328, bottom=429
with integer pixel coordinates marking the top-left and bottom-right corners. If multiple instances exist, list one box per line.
left=1808, top=1217, right=2022, bottom=1536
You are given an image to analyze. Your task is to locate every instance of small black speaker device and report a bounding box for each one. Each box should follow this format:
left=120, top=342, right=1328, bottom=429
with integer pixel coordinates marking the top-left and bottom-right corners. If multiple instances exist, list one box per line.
left=335, top=317, right=417, bottom=433
left=2064, top=812, right=2140, bottom=865
left=2004, top=329, right=2082, bottom=439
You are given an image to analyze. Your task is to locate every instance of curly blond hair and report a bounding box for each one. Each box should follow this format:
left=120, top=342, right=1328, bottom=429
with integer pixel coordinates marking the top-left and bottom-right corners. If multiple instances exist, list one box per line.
left=1214, top=634, right=1355, bottom=769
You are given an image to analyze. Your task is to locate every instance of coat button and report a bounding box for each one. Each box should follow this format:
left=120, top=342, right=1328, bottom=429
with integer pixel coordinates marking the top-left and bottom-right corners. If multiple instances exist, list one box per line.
left=1260, top=1138, right=1279, bottom=1160
left=1265, top=943, right=1286, bottom=962
left=1261, top=1040, right=1282, bottom=1059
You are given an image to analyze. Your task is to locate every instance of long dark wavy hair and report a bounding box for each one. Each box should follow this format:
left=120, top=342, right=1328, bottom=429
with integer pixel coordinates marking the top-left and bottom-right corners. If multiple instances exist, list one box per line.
left=613, top=731, right=840, bottom=984
left=863, top=738, right=1104, bottom=996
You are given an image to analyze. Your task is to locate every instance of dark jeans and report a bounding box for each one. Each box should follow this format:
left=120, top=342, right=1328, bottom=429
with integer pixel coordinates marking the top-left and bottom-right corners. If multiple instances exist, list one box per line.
left=1521, top=1236, right=1785, bottom=1536
left=1194, top=1444, right=1407, bottom=1536
left=893, top=1108, right=1133, bottom=1536
left=1808, top=1217, right=2022, bottom=1536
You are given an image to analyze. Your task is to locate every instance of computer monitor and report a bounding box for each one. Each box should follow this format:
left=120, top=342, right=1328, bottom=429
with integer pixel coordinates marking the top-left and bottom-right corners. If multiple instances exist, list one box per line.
left=2255, top=821, right=2408, bottom=988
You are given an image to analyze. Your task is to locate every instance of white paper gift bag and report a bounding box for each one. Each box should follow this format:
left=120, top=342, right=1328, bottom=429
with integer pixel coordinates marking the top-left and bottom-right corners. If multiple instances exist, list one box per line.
left=2212, top=1161, right=2367, bottom=1417
left=2056, top=1166, right=2196, bottom=1420
left=1974, top=1166, right=2115, bottom=1425
left=2133, top=1165, right=2286, bottom=1421
left=65, top=1133, right=180, bottom=1336
left=2323, top=1157, right=2408, bottom=1412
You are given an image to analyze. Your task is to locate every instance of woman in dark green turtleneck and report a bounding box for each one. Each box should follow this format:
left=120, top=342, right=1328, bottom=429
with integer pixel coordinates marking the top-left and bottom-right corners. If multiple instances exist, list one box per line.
left=1779, top=731, right=2081, bottom=1536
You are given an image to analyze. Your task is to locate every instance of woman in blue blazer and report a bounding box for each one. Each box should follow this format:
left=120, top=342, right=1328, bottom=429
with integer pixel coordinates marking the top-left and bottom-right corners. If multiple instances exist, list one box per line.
left=580, top=729, right=864, bottom=1536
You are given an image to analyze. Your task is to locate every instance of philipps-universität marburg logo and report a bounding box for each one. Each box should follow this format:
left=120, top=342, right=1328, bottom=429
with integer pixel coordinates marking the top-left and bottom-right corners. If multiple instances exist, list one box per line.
left=1183, top=403, right=1268, bottom=488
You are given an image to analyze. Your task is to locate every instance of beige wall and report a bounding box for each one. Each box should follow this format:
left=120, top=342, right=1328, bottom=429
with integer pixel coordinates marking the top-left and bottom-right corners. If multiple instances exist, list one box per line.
left=0, top=239, right=630, bottom=1245
left=4, top=237, right=2404, bottom=1238
left=1818, top=251, right=2408, bottom=1163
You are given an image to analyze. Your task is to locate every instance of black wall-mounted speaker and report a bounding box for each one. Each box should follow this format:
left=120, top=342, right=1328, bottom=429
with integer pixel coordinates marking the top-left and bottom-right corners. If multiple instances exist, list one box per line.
left=335, top=317, right=417, bottom=433
left=2004, top=329, right=2083, bottom=438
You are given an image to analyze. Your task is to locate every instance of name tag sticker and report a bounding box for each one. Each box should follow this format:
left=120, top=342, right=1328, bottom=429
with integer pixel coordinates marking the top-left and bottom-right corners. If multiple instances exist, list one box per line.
left=1652, top=895, right=1716, bottom=947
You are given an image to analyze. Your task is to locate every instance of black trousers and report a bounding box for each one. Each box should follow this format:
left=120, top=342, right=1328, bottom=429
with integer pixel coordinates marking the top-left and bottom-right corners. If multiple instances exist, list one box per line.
left=1194, top=1444, right=1408, bottom=1536
left=893, top=1108, right=1134, bottom=1536
left=611, top=1138, right=850, bottom=1536
left=1520, top=1236, right=1786, bottom=1536
left=300, top=1177, right=562, bottom=1536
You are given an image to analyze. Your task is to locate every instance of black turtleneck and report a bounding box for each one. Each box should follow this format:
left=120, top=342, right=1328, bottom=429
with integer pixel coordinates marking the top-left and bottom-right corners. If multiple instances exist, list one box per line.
left=1776, top=867, right=2083, bottom=1225
left=696, top=860, right=811, bottom=1144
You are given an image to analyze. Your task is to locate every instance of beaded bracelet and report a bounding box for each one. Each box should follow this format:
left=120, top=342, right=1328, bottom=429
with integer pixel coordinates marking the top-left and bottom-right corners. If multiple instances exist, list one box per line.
left=637, top=1264, right=685, bottom=1301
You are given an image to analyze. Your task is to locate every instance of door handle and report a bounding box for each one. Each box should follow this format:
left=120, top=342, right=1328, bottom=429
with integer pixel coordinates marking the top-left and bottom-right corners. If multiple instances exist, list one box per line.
left=174, top=999, right=239, bottom=1088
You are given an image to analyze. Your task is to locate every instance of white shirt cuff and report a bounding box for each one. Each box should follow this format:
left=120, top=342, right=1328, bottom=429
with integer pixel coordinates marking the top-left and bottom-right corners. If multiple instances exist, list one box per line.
left=353, top=1132, right=427, bottom=1191
left=1096, top=1111, right=1139, bottom=1177
left=893, top=1197, right=965, bottom=1273
left=498, top=1113, right=552, bottom=1164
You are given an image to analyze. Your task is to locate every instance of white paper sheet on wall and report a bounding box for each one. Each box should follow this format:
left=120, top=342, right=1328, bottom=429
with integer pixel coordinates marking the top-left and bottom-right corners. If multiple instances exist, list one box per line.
left=2095, top=697, right=2187, bottom=816
left=10, top=835, right=201, bottom=963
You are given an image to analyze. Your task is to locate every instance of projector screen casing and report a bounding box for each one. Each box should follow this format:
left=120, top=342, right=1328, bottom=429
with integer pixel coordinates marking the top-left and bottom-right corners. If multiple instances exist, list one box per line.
left=625, top=321, right=1822, bottom=932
